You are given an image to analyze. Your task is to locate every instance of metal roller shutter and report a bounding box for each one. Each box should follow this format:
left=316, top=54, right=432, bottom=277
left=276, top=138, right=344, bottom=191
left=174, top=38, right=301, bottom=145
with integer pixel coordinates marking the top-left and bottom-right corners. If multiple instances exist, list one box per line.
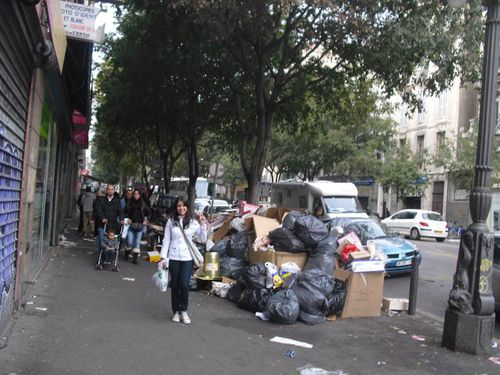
left=0, top=1, right=33, bottom=311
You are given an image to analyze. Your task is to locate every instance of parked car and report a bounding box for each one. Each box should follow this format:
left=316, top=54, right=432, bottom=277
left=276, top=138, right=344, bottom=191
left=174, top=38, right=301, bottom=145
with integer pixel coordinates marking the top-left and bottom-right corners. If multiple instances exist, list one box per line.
left=381, top=209, right=448, bottom=242
left=200, top=199, right=237, bottom=217
left=493, top=233, right=500, bottom=312
left=333, top=218, right=420, bottom=275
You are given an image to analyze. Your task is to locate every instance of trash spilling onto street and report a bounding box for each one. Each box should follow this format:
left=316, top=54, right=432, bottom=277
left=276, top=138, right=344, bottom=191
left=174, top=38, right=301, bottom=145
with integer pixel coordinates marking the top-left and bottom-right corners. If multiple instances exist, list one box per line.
left=193, top=205, right=389, bottom=325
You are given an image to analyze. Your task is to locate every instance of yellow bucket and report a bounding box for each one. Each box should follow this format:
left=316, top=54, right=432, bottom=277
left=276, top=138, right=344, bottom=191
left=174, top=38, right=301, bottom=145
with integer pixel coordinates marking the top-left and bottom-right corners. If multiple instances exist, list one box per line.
left=202, top=252, right=220, bottom=279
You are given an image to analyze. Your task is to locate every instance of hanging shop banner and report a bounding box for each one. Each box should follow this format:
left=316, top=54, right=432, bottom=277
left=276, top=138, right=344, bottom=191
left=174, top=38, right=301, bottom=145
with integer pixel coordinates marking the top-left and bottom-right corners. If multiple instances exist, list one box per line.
left=72, top=110, right=87, bottom=126
left=46, top=0, right=68, bottom=72
left=72, top=129, right=88, bottom=147
left=60, top=1, right=101, bottom=43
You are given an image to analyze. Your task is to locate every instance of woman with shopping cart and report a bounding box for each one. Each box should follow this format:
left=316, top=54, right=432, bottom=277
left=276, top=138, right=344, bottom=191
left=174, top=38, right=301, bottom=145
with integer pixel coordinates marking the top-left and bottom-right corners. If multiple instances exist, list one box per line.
left=124, top=189, right=151, bottom=264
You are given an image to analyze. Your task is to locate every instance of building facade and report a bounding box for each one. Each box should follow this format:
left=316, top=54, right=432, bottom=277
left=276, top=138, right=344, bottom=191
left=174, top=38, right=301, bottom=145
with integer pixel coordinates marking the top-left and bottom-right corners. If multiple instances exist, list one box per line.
left=388, top=78, right=478, bottom=224
left=0, top=0, right=92, bottom=335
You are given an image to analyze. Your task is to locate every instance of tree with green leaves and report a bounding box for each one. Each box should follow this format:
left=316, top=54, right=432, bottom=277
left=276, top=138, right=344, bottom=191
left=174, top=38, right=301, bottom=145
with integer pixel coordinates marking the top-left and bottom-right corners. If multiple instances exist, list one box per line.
left=159, top=0, right=483, bottom=203
left=378, top=142, right=430, bottom=210
left=433, top=123, right=500, bottom=190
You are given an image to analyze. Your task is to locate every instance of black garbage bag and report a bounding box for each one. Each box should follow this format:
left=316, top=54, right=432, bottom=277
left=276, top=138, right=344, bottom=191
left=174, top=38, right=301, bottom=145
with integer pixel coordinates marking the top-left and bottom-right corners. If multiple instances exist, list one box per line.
left=265, top=289, right=300, bottom=324
left=242, top=263, right=267, bottom=290
left=227, top=232, right=248, bottom=259
left=238, top=288, right=271, bottom=312
left=292, top=282, right=329, bottom=319
left=282, top=211, right=305, bottom=231
left=293, top=215, right=329, bottom=247
left=313, top=229, right=339, bottom=256
left=210, top=239, right=229, bottom=257
left=299, top=310, right=326, bottom=325
left=280, top=272, right=299, bottom=290
left=298, top=269, right=335, bottom=296
left=220, top=256, right=246, bottom=280
left=269, top=228, right=306, bottom=253
left=227, top=281, right=246, bottom=303
left=326, top=280, right=346, bottom=316
left=304, top=253, right=336, bottom=276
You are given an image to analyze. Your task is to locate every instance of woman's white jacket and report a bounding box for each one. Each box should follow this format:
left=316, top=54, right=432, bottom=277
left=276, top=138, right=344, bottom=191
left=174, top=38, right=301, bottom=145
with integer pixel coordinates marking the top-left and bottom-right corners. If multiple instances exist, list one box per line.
left=160, top=217, right=207, bottom=261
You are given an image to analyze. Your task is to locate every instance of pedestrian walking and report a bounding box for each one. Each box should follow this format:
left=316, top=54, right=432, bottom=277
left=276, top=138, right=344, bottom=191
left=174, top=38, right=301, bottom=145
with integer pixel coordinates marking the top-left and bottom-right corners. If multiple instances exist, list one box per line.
left=80, top=187, right=95, bottom=237
left=120, top=187, right=133, bottom=213
left=94, top=184, right=123, bottom=251
left=76, top=188, right=84, bottom=233
left=124, top=189, right=151, bottom=264
left=159, top=196, right=207, bottom=324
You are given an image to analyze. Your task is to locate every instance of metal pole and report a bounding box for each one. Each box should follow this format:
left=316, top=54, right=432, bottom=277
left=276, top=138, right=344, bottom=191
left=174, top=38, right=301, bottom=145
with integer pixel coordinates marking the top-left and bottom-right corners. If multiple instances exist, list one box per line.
left=442, top=0, right=499, bottom=355
left=408, top=252, right=421, bottom=315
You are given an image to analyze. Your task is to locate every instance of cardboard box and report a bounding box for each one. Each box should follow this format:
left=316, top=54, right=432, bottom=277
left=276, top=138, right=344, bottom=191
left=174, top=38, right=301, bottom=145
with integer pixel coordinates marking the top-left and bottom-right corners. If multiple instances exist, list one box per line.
left=246, top=215, right=280, bottom=237
left=222, top=277, right=236, bottom=286
left=248, top=250, right=308, bottom=270
left=348, top=250, right=371, bottom=261
left=351, top=260, right=386, bottom=273
left=335, top=267, right=385, bottom=318
left=382, top=297, right=409, bottom=312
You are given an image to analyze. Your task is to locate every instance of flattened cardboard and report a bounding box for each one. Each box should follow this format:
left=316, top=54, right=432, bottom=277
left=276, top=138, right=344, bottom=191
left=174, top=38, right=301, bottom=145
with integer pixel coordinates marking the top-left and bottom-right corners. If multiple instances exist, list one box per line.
left=212, top=220, right=231, bottom=243
left=335, top=267, right=384, bottom=318
left=252, top=215, right=280, bottom=238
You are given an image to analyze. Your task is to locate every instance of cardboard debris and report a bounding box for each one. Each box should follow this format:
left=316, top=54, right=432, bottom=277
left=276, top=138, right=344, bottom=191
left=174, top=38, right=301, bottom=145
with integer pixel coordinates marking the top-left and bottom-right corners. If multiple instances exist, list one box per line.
left=212, top=219, right=231, bottom=243
left=382, top=297, right=409, bottom=312
left=348, top=250, right=371, bottom=261
left=249, top=250, right=308, bottom=270
left=335, top=266, right=384, bottom=318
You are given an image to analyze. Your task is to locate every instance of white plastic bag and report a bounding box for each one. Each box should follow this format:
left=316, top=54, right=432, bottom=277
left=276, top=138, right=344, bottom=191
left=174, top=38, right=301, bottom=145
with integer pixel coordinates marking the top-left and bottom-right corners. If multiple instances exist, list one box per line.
left=279, top=262, right=301, bottom=276
left=122, top=218, right=130, bottom=239
left=153, top=263, right=169, bottom=292
left=265, top=262, right=279, bottom=289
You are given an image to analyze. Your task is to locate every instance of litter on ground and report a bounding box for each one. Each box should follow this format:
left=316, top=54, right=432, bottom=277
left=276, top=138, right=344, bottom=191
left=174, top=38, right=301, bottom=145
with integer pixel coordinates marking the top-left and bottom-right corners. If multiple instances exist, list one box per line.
left=270, top=336, right=313, bottom=349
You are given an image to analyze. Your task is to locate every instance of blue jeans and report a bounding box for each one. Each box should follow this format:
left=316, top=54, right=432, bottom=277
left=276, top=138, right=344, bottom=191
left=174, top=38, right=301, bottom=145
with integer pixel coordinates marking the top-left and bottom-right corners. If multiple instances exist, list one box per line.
left=127, top=228, right=143, bottom=249
left=169, top=260, right=193, bottom=313
left=97, top=227, right=105, bottom=250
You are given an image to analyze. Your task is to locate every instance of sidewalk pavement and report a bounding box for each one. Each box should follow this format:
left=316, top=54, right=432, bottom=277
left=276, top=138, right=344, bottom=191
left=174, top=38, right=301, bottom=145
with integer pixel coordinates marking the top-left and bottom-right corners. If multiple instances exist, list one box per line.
left=0, top=218, right=499, bottom=375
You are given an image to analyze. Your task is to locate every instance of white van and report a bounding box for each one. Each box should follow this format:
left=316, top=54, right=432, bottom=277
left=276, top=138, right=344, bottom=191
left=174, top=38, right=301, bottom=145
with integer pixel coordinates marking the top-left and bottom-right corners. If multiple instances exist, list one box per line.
left=271, top=180, right=368, bottom=219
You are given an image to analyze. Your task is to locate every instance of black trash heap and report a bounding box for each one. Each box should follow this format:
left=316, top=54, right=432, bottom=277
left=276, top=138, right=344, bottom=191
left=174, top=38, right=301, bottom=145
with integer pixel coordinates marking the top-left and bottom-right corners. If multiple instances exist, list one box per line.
left=207, top=211, right=346, bottom=325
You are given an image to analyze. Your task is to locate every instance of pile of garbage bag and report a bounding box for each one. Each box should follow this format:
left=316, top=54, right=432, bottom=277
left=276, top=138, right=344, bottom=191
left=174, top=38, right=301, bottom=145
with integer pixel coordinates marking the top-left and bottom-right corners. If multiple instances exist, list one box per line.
left=202, top=208, right=348, bottom=324
left=225, top=261, right=344, bottom=325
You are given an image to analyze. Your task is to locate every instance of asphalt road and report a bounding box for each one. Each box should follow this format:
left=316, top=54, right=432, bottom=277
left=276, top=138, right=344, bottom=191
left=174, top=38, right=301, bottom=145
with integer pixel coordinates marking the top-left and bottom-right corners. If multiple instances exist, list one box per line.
left=383, top=237, right=500, bottom=338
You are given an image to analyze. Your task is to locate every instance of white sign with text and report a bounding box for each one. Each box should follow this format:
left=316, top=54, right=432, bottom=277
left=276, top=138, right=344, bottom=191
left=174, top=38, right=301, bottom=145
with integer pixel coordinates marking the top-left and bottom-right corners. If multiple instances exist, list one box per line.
left=60, top=1, right=104, bottom=43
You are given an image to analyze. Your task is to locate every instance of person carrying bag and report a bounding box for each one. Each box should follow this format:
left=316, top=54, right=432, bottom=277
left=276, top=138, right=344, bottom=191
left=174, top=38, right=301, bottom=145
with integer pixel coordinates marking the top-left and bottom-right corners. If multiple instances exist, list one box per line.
left=159, top=196, right=207, bottom=325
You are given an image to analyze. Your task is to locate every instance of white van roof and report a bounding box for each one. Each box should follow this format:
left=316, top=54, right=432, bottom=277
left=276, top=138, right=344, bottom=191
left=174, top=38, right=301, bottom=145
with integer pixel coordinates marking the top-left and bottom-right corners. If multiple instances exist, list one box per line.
left=306, top=181, right=358, bottom=196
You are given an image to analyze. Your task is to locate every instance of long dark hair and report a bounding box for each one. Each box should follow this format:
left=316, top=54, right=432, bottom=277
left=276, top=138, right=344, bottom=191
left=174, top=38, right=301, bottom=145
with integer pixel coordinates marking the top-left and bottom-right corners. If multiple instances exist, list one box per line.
left=172, top=196, right=191, bottom=228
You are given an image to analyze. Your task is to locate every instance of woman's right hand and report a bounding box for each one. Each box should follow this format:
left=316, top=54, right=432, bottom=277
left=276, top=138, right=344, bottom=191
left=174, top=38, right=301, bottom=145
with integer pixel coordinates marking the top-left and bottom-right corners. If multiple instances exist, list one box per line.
left=158, top=258, right=168, bottom=270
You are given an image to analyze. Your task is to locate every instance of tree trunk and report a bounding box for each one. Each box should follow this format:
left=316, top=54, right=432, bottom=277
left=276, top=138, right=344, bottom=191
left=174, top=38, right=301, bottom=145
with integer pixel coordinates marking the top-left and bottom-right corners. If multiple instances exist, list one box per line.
left=186, top=138, right=199, bottom=210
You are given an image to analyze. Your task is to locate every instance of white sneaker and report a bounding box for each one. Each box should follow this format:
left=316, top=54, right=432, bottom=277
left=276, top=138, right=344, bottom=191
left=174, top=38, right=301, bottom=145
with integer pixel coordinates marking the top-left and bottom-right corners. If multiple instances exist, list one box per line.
left=172, top=312, right=180, bottom=323
left=180, top=312, right=191, bottom=324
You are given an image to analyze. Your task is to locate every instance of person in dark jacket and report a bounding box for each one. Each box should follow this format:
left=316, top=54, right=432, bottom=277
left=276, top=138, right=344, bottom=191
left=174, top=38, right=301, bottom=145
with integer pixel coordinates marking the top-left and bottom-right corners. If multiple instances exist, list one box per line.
left=94, top=184, right=123, bottom=250
left=124, top=189, right=151, bottom=264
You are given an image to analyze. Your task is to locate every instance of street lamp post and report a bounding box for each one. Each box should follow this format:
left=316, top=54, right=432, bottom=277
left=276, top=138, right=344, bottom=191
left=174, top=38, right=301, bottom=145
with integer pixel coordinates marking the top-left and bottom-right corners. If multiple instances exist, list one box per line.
left=442, top=0, right=498, bottom=355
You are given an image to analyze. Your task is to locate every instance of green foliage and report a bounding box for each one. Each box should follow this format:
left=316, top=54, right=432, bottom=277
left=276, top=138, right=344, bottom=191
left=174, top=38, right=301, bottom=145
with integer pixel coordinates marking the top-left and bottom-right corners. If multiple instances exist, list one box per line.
left=433, top=123, right=500, bottom=190
left=379, top=142, right=429, bottom=202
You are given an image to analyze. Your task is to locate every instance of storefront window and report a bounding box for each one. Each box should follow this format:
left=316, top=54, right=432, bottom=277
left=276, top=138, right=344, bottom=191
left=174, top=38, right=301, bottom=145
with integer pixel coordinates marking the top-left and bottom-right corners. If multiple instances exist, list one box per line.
left=30, top=103, right=53, bottom=269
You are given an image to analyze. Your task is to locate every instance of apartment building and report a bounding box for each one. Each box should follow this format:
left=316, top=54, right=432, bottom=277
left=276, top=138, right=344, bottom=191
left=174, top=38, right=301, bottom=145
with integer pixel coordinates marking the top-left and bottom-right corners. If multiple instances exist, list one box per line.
left=390, top=78, right=478, bottom=225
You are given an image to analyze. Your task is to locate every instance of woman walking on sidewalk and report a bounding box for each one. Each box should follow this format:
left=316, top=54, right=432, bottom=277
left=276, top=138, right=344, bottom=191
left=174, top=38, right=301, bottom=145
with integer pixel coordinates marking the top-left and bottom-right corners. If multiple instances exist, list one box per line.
left=159, top=196, right=207, bottom=324
left=124, top=189, right=151, bottom=264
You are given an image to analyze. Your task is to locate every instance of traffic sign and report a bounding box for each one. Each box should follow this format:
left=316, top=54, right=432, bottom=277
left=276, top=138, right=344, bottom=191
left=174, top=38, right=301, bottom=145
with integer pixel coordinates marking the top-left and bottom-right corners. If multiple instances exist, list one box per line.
left=209, top=163, right=224, bottom=178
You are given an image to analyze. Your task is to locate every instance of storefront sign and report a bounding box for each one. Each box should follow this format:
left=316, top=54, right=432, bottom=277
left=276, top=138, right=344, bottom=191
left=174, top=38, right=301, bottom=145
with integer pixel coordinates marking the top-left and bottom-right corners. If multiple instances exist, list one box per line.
left=46, top=0, right=67, bottom=72
left=72, top=129, right=88, bottom=147
left=72, top=110, right=87, bottom=126
left=60, top=1, right=101, bottom=43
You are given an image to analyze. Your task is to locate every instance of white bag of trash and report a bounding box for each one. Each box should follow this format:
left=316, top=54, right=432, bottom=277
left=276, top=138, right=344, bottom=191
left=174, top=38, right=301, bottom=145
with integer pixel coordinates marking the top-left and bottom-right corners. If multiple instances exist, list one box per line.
left=279, top=262, right=301, bottom=275
left=211, top=281, right=231, bottom=298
